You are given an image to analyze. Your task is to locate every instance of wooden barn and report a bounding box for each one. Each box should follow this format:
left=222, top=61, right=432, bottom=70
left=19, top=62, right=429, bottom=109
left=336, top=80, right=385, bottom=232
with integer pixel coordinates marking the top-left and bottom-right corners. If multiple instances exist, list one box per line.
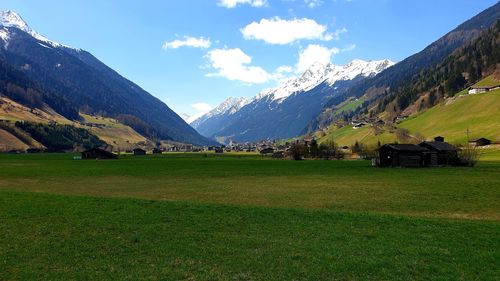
left=260, top=147, right=274, bottom=155
left=469, top=138, right=491, bottom=147
left=133, top=148, right=146, bottom=156
left=378, top=144, right=432, bottom=168
left=419, top=137, right=457, bottom=165
left=81, top=148, right=118, bottom=160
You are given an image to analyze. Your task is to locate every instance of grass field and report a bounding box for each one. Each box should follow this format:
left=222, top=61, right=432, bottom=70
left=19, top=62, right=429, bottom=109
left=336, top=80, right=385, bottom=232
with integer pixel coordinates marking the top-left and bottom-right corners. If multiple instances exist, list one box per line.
left=0, top=153, right=499, bottom=280
left=400, top=89, right=500, bottom=144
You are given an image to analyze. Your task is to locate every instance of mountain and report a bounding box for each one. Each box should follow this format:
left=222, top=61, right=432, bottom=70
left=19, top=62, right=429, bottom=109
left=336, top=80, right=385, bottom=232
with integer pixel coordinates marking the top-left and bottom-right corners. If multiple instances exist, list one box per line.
left=191, top=97, right=249, bottom=137
left=315, top=76, right=500, bottom=147
left=0, top=11, right=213, bottom=146
left=193, top=59, right=393, bottom=143
left=309, top=2, right=500, bottom=131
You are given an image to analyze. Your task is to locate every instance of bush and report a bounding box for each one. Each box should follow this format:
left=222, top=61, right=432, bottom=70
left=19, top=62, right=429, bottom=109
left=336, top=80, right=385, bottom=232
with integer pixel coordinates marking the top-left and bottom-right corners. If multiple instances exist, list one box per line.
left=288, top=143, right=307, bottom=160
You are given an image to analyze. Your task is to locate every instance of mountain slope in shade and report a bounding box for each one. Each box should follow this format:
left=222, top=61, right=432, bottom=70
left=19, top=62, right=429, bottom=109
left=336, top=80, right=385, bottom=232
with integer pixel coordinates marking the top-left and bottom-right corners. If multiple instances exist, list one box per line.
left=193, top=59, right=393, bottom=142
left=0, top=11, right=214, bottom=145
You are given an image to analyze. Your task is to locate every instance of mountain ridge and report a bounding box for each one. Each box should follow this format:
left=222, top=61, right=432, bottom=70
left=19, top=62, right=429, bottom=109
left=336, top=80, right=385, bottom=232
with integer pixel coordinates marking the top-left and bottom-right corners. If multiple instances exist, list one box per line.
left=0, top=10, right=214, bottom=146
left=193, top=59, right=394, bottom=142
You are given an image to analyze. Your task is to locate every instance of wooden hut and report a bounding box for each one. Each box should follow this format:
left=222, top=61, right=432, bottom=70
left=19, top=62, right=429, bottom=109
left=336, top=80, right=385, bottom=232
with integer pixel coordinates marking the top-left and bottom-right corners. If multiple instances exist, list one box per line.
left=260, top=147, right=274, bottom=155
left=419, top=138, right=457, bottom=166
left=378, top=144, right=431, bottom=167
left=469, top=138, right=491, bottom=147
left=81, top=148, right=117, bottom=160
left=133, top=148, right=146, bottom=156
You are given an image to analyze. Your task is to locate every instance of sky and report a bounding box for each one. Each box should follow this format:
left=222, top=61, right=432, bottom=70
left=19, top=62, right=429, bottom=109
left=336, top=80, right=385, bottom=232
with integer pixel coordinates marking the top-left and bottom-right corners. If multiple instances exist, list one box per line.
left=0, top=0, right=497, bottom=120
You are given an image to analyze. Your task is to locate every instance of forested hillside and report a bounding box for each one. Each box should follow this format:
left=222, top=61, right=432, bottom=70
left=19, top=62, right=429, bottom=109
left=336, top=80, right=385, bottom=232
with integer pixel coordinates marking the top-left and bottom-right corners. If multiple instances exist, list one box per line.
left=309, top=3, right=500, bottom=131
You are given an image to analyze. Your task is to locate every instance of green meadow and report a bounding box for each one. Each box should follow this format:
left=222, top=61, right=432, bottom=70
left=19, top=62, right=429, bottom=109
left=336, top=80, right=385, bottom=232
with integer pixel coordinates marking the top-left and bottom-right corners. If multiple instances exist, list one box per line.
left=1, top=153, right=499, bottom=280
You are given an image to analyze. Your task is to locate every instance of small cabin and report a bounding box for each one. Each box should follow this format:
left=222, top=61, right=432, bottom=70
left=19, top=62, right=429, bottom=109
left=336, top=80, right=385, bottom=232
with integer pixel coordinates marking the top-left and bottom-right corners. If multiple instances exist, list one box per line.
left=378, top=144, right=432, bottom=168
left=469, top=138, right=491, bottom=147
left=419, top=137, right=457, bottom=165
left=133, top=148, right=146, bottom=156
left=260, top=147, right=274, bottom=155
left=26, top=148, right=42, bottom=154
left=82, top=148, right=118, bottom=160
left=152, top=148, right=163, bottom=154
left=468, top=84, right=500, bottom=95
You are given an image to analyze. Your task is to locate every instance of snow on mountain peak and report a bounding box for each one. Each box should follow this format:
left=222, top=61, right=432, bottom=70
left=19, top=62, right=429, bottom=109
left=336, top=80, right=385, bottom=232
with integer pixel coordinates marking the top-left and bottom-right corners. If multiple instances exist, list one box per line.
left=0, top=10, right=74, bottom=49
left=190, top=97, right=249, bottom=126
left=255, top=59, right=394, bottom=103
left=212, top=97, right=249, bottom=115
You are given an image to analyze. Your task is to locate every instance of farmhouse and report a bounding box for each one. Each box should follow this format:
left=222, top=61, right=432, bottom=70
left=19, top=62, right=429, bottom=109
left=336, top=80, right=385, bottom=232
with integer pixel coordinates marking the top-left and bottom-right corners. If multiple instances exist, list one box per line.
left=352, top=122, right=366, bottom=129
left=419, top=137, right=458, bottom=165
left=469, top=138, right=491, bottom=147
left=260, top=147, right=274, bottom=155
left=468, top=84, right=500, bottom=94
left=133, top=148, right=146, bottom=156
left=81, top=148, right=118, bottom=160
left=378, top=144, right=433, bottom=168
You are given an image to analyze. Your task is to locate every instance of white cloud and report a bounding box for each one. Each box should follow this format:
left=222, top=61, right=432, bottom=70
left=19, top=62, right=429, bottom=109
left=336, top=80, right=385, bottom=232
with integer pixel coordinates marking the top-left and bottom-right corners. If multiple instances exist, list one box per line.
left=332, top=28, right=347, bottom=40
left=162, top=36, right=211, bottom=50
left=185, top=103, right=213, bottom=123
left=241, top=17, right=333, bottom=45
left=296, top=44, right=340, bottom=72
left=304, top=0, right=323, bottom=8
left=276, top=65, right=294, bottom=74
left=218, top=0, right=267, bottom=8
left=191, top=102, right=213, bottom=112
left=342, top=43, right=356, bottom=52
left=206, top=48, right=273, bottom=84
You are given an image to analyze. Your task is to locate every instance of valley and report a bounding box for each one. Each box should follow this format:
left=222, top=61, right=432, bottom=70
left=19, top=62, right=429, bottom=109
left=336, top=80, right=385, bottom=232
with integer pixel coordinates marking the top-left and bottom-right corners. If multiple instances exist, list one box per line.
left=0, top=2, right=499, bottom=280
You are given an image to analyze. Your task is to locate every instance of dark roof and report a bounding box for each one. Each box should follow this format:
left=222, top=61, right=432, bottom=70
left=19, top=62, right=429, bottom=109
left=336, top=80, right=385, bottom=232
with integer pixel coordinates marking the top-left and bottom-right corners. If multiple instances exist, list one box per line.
left=420, top=141, right=456, bottom=151
left=470, top=138, right=491, bottom=142
left=133, top=148, right=146, bottom=152
left=381, top=144, right=429, bottom=152
left=82, top=148, right=117, bottom=157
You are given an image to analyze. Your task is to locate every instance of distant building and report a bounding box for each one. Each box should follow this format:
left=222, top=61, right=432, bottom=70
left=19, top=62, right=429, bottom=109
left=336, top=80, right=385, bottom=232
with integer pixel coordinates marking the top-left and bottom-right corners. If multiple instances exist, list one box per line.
left=133, top=148, right=146, bottom=156
left=26, top=148, right=42, bottom=153
left=378, top=144, right=433, bottom=168
left=469, top=138, right=491, bottom=147
left=215, top=147, right=224, bottom=154
left=82, top=148, right=118, bottom=160
left=152, top=148, right=163, bottom=154
left=352, top=123, right=366, bottom=129
left=468, top=84, right=500, bottom=94
left=260, top=147, right=274, bottom=155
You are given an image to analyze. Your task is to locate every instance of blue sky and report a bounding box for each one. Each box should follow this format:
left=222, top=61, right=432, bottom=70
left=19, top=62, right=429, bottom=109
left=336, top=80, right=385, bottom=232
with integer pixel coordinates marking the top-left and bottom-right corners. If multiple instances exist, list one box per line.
left=0, top=0, right=497, bottom=119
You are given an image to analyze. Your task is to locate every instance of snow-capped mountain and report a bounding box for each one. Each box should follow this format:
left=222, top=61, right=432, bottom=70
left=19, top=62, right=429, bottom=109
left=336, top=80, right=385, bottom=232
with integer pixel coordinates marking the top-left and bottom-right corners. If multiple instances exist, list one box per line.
left=191, top=97, right=249, bottom=127
left=193, top=59, right=394, bottom=143
left=190, top=97, right=249, bottom=137
left=256, top=59, right=394, bottom=103
left=0, top=10, right=71, bottom=49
